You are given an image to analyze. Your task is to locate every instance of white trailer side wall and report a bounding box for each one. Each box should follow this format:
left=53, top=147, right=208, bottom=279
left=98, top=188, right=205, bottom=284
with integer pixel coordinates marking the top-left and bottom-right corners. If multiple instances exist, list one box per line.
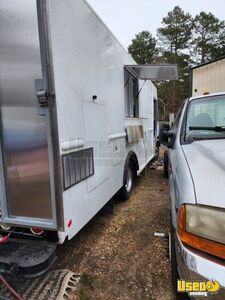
left=47, top=0, right=156, bottom=242
left=125, top=82, right=157, bottom=173
left=192, top=58, right=225, bottom=96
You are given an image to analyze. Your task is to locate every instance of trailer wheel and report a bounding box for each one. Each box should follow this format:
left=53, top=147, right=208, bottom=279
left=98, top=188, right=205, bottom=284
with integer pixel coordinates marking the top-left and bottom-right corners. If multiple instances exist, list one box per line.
left=164, top=150, right=169, bottom=178
left=120, top=161, right=134, bottom=201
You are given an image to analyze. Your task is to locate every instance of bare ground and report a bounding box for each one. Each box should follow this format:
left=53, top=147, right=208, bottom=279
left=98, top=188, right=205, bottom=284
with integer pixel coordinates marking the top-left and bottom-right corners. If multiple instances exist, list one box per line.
left=56, top=156, right=173, bottom=300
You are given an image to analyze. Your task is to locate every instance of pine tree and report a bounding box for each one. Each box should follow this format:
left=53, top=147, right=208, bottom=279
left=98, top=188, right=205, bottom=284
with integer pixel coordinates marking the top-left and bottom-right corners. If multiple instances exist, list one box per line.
left=128, top=31, right=158, bottom=64
left=192, top=12, right=223, bottom=63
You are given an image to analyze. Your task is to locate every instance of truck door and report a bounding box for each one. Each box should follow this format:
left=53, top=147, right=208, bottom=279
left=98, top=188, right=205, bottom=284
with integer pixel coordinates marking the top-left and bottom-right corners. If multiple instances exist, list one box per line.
left=0, top=1, right=56, bottom=228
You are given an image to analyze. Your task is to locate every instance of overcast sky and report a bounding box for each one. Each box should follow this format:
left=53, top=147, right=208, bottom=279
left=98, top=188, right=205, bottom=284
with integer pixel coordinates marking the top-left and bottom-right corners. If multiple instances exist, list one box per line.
left=87, top=0, right=225, bottom=49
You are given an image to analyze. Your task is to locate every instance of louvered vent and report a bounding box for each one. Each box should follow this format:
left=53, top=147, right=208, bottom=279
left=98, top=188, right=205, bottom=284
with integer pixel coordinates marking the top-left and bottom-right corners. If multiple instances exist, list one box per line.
left=62, top=148, right=94, bottom=190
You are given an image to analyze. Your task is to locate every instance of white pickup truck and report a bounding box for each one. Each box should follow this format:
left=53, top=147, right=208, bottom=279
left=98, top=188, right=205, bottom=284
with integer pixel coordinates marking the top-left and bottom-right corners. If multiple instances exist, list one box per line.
left=160, top=92, right=225, bottom=300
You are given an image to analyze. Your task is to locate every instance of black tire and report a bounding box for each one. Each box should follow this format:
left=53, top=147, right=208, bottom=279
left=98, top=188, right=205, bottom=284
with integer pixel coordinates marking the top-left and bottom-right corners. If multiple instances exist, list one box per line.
left=119, top=161, right=134, bottom=201
left=164, top=150, right=169, bottom=178
left=171, top=225, right=189, bottom=300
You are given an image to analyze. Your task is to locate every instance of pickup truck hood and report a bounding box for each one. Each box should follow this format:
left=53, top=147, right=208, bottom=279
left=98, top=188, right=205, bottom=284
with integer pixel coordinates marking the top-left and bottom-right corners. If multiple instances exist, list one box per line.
left=182, top=139, right=225, bottom=209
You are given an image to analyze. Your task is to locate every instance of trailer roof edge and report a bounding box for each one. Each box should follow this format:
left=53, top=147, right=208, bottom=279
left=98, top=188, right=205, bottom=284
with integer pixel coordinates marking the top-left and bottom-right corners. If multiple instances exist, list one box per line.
left=191, top=56, right=225, bottom=70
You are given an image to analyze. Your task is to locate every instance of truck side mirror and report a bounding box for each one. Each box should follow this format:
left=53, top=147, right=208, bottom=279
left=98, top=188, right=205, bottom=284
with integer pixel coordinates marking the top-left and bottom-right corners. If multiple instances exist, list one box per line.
left=159, top=123, right=170, bottom=145
left=159, top=123, right=177, bottom=149
left=167, top=130, right=177, bottom=149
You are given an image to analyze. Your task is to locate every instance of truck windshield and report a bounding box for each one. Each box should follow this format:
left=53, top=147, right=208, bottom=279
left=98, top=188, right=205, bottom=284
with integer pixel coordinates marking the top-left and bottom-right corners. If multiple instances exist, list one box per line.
left=185, top=95, right=225, bottom=140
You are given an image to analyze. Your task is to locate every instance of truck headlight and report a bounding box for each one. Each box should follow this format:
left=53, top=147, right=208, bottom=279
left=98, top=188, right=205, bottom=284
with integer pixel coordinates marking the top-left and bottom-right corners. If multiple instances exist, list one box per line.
left=178, top=204, right=225, bottom=259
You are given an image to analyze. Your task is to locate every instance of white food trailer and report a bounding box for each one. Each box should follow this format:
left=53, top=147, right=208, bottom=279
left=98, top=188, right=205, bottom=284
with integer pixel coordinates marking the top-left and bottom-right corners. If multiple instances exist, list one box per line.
left=0, top=0, right=178, bottom=276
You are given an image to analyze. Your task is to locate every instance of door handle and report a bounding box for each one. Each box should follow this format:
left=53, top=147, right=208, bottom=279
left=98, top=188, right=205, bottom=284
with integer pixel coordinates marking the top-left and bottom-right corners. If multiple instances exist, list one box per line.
left=36, top=89, right=48, bottom=108
left=35, top=79, right=48, bottom=116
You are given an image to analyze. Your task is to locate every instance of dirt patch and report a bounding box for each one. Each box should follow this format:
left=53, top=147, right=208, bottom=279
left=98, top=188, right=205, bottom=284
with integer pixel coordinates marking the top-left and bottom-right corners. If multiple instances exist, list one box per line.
left=56, top=154, right=173, bottom=300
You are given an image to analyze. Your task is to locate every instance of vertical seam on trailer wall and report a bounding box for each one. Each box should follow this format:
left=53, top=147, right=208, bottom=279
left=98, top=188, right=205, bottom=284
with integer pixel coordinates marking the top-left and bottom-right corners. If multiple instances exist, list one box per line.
left=0, top=66, right=9, bottom=219
left=37, top=0, right=64, bottom=230
left=189, top=67, right=193, bottom=98
left=45, top=0, right=64, bottom=231
left=0, top=134, right=8, bottom=220
left=36, top=0, right=57, bottom=227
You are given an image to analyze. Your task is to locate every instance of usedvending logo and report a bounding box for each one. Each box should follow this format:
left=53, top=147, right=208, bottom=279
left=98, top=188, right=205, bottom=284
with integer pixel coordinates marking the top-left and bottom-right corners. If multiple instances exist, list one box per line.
left=177, top=280, right=220, bottom=297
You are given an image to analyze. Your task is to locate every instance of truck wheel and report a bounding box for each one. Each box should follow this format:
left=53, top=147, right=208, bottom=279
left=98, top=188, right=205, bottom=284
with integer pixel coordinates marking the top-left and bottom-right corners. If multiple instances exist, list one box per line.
left=164, top=150, right=169, bottom=178
left=120, top=161, right=134, bottom=201
left=171, top=225, right=189, bottom=300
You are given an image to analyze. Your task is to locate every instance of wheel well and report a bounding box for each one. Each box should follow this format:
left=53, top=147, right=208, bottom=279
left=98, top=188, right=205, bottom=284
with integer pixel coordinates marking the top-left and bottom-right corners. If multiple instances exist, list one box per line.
left=123, top=151, right=139, bottom=184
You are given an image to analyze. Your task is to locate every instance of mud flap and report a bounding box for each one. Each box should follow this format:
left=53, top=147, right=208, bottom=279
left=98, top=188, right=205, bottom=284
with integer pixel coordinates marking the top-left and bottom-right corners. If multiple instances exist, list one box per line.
left=0, top=238, right=57, bottom=278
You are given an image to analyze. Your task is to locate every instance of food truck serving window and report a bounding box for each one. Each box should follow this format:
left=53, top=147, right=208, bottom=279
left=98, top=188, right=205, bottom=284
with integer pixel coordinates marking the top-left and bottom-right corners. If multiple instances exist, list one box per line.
left=124, top=70, right=139, bottom=118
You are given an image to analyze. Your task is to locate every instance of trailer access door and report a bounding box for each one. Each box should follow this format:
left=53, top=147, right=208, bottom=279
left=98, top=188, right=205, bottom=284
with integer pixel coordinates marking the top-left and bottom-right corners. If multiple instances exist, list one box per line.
left=0, top=1, right=56, bottom=228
